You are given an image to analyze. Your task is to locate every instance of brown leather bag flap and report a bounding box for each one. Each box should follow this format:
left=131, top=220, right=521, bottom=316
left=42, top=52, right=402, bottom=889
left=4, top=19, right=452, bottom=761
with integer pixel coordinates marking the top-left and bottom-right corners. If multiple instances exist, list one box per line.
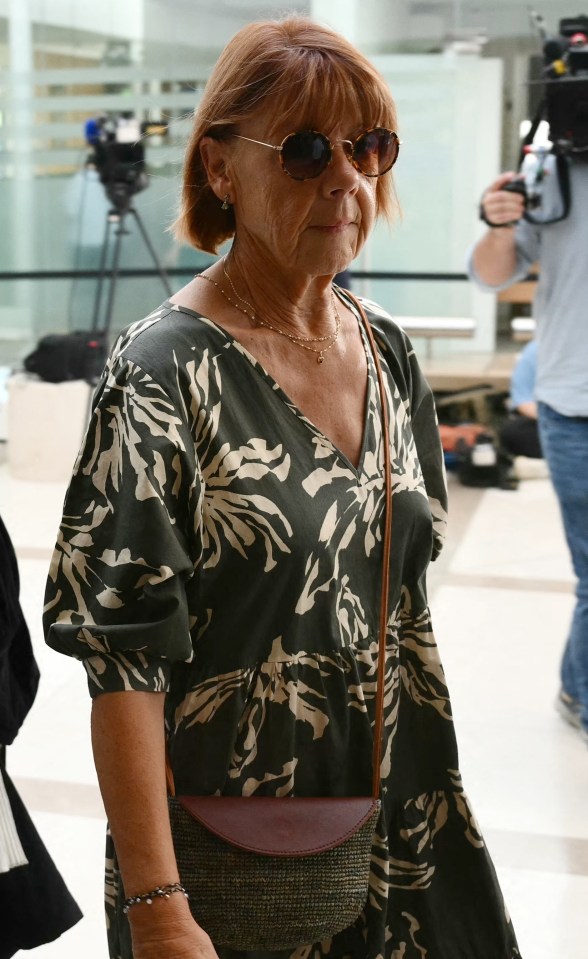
left=177, top=795, right=380, bottom=857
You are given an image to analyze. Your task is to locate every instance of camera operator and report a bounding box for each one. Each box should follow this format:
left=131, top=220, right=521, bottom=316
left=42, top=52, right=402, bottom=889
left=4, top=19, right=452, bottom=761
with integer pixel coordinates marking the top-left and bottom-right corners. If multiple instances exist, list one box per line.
left=468, top=147, right=588, bottom=745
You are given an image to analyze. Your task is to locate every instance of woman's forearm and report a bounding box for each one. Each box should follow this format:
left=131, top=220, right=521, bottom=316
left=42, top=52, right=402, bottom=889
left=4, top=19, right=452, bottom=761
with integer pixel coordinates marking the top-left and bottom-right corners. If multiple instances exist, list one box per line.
left=91, top=692, right=221, bottom=957
left=91, top=691, right=184, bottom=899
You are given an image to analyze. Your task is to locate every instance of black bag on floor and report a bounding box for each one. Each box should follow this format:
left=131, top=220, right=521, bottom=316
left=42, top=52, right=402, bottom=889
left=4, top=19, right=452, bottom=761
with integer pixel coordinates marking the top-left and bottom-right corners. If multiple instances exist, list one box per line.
left=455, top=432, right=516, bottom=489
left=24, top=331, right=107, bottom=384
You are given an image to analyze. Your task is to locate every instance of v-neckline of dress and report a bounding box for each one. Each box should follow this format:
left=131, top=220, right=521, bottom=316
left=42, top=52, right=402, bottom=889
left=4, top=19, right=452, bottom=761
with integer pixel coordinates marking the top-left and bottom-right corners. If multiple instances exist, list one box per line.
left=164, top=294, right=377, bottom=480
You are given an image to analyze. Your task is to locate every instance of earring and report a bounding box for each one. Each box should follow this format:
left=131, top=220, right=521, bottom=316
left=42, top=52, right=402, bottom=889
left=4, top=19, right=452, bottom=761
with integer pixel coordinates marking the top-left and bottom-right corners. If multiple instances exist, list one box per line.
left=221, top=195, right=230, bottom=211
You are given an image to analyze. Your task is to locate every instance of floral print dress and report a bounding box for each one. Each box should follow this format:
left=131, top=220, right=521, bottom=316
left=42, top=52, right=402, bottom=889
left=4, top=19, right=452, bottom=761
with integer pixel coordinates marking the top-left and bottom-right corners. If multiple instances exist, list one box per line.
left=44, top=291, right=521, bottom=959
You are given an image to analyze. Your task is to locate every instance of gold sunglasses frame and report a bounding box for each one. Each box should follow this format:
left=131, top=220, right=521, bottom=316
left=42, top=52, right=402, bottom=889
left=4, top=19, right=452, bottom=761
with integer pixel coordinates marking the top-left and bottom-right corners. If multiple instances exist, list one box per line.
left=232, top=128, right=401, bottom=181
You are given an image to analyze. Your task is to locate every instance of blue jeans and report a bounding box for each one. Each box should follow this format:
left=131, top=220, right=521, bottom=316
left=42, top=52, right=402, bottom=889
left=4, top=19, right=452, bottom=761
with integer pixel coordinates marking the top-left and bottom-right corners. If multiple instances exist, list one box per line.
left=538, top=402, right=588, bottom=731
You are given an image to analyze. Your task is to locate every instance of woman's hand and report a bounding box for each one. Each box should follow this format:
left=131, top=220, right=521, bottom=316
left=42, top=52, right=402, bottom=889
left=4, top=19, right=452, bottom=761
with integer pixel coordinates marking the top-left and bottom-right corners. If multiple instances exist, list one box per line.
left=131, top=909, right=220, bottom=959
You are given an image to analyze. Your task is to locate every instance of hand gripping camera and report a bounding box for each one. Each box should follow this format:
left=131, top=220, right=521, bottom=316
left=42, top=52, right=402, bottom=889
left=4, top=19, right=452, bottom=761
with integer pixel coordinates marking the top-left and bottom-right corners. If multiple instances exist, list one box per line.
left=489, top=14, right=588, bottom=227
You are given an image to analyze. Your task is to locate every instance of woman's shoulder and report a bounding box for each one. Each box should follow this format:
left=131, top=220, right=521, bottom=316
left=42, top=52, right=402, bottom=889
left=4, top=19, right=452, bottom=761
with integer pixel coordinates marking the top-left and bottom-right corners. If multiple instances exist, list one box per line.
left=348, top=294, right=432, bottom=408
left=109, top=300, right=228, bottom=381
left=349, top=294, right=412, bottom=356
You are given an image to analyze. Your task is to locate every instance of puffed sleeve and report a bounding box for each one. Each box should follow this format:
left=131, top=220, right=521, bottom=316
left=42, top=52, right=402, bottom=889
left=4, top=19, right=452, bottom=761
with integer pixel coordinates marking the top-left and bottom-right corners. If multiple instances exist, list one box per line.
left=43, top=355, right=202, bottom=697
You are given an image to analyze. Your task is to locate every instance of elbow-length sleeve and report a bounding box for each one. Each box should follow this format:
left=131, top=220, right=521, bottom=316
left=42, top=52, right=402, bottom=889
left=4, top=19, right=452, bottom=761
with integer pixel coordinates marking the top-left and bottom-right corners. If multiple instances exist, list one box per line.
left=43, top=355, right=202, bottom=697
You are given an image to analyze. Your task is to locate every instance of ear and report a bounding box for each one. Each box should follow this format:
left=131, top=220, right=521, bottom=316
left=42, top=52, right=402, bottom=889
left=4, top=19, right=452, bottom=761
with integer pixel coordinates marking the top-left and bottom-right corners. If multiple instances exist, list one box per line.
left=200, top=137, right=233, bottom=204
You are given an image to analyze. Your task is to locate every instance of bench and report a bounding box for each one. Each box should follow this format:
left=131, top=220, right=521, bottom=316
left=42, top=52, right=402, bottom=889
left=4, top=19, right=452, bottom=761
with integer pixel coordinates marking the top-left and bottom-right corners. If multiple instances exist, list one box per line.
left=510, top=317, right=536, bottom=342
left=497, top=280, right=537, bottom=305
left=394, top=316, right=476, bottom=358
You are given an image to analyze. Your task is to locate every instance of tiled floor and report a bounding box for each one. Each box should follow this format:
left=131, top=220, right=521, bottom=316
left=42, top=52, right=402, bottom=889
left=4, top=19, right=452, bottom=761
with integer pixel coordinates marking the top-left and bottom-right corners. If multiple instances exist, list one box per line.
left=2, top=459, right=587, bottom=958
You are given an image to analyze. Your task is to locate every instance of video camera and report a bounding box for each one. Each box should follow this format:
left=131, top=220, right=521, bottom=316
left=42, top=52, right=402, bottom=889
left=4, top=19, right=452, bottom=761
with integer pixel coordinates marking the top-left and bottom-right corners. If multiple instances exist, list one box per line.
left=494, top=14, right=588, bottom=227
left=542, top=15, right=588, bottom=156
left=84, top=112, right=168, bottom=210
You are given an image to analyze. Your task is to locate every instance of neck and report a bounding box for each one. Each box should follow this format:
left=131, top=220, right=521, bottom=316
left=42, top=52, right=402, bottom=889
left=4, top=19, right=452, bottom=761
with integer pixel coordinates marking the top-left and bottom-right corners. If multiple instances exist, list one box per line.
left=225, top=244, right=339, bottom=339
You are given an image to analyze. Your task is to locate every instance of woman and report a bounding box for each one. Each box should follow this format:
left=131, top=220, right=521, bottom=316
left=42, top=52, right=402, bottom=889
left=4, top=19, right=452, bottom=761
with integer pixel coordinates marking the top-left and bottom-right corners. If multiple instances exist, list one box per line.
left=44, top=16, right=521, bottom=959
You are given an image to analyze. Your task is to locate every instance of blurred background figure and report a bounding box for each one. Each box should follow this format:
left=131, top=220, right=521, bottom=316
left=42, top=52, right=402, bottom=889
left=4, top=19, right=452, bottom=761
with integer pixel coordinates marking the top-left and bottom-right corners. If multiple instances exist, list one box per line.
left=499, top=340, right=549, bottom=482
left=0, top=515, right=82, bottom=958
left=469, top=143, right=588, bottom=744
left=500, top=340, right=542, bottom=460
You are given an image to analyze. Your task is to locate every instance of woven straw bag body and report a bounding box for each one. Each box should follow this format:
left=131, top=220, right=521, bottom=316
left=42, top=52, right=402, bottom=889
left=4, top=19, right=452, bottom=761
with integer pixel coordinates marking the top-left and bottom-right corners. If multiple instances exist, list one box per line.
left=168, top=795, right=380, bottom=950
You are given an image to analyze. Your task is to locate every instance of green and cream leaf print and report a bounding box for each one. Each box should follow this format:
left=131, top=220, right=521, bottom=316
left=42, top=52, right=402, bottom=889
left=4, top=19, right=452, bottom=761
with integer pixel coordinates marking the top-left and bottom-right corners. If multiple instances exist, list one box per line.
left=44, top=292, right=521, bottom=959
left=200, top=438, right=293, bottom=572
left=185, top=340, right=293, bottom=572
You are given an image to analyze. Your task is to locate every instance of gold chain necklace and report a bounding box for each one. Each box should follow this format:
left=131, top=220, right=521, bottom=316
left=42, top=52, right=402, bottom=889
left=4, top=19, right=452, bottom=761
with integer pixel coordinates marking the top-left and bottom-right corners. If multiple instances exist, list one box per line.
left=195, top=263, right=341, bottom=365
left=222, top=259, right=339, bottom=346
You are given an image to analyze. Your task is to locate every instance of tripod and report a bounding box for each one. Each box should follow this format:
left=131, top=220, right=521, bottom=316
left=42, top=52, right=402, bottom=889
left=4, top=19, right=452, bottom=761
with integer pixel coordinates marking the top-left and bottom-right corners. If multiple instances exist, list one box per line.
left=92, top=184, right=172, bottom=341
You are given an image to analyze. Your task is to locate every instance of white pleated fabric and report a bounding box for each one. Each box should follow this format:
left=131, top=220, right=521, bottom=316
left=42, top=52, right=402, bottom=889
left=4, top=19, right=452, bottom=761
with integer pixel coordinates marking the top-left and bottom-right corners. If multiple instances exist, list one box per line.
left=0, top=772, right=28, bottom=873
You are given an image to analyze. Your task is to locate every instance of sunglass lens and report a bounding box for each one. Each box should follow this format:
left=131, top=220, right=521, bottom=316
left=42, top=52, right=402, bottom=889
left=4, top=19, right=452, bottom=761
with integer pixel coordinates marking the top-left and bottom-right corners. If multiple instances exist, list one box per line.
left=354, top=128, right=399, bottom=176
left=281, top=131, right=331, bottom=180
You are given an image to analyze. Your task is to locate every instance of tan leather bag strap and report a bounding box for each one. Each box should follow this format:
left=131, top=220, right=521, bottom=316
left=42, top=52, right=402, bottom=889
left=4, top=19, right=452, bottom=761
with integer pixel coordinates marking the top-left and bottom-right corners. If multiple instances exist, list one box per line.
left=343, top=291, right=392, bottom=799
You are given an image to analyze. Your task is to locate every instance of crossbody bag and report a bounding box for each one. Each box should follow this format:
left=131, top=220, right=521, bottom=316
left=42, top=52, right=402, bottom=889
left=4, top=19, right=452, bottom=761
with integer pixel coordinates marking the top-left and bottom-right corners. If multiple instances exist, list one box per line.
left=166, top=294, right=392, bottom=951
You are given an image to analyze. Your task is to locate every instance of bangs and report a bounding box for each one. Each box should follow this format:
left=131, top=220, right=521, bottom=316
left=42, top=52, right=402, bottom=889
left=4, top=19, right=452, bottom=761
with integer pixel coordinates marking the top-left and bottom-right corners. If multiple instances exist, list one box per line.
left=263, top=51, right=397, bottom=138
left=174, top=16, right=400, bottom=253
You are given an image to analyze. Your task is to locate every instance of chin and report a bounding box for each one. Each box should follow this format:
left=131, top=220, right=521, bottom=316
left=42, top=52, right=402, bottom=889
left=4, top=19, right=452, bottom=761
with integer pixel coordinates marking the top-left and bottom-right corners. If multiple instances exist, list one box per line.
left=296, top=235, right=360, bottom=280
left=308, top=264, right=350, bottom=281
left=308, top=251, right=356, bottom=278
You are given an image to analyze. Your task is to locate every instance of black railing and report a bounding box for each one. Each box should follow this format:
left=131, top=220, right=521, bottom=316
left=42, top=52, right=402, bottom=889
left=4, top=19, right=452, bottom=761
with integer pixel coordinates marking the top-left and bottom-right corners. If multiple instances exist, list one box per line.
left=0, top=269, right=469, bottom=282
left=0, top=269, right=539, bottom=282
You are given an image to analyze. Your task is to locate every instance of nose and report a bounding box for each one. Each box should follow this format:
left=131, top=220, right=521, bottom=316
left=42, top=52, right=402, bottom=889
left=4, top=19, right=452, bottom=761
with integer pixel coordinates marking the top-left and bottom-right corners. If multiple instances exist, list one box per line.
left=322, top=140, right=360, bottom=195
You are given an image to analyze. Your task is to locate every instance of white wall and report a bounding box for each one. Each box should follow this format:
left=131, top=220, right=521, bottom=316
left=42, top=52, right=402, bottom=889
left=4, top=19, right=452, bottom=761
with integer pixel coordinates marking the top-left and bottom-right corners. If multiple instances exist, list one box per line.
left=0, top=0, right=144, bottom=41
left=353, top=52, right=503, bottom=354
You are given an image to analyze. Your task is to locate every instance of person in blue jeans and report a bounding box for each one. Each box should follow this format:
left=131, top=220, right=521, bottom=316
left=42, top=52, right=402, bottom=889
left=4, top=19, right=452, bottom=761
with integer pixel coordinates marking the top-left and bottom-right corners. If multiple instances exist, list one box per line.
left=500, top=340, right=543, bottom=460
left=467, top=157, right=588, bottom=745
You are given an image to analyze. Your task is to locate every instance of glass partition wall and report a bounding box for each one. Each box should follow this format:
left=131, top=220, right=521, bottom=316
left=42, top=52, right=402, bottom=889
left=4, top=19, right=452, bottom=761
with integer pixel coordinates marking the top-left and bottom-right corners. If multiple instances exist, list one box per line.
left=0, top=0, right=571, bottom=366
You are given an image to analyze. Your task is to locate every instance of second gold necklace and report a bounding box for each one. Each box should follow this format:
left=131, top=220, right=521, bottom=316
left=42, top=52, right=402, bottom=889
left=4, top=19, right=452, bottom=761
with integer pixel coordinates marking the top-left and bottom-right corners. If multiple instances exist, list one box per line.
left=195, top=259, right=341, bottom=365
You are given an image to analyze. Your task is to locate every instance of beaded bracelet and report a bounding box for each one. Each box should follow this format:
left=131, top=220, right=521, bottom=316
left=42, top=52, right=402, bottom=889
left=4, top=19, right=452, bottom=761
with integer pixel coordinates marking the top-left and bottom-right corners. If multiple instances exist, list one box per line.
left=122, top=881, right=189, bottom=914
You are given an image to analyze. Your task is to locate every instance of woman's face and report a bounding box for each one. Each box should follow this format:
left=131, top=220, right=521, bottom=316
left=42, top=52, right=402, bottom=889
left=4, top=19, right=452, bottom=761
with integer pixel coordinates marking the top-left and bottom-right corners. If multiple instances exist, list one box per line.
left=226, top=112, right=379, bottom=279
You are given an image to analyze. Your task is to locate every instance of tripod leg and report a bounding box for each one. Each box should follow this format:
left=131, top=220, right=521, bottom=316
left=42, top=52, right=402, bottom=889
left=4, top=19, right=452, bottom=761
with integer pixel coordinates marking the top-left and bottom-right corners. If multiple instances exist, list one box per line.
left=129, top=208, right=173, bottom=296
left=68, top=169, right=93, bottom=329
left=100, top=211, right=126, bottom=338
left=92, top=213, right=114, bottom=333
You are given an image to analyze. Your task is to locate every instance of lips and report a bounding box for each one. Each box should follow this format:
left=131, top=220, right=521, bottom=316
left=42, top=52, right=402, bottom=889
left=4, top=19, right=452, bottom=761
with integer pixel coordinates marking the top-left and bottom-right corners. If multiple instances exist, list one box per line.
left=311, top=221, right=354, bottom=232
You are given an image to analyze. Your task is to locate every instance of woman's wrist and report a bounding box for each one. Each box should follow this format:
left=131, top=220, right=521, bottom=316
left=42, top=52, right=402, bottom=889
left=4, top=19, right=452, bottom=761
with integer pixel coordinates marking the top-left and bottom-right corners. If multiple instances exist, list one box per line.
left=124, top=881, right=189, bottom=914
left=127, top=884, right=193, bottom=930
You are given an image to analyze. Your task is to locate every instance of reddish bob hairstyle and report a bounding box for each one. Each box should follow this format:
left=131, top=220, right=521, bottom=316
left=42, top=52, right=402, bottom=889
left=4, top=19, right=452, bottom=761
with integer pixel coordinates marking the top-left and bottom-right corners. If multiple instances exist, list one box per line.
left=173, top=16, right=399, bottom=254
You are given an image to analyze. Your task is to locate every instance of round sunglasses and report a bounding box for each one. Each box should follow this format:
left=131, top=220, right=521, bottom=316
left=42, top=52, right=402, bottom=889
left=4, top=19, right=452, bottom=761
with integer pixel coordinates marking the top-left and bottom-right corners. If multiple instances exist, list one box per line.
left=233, top=127, right=400, bottom=181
